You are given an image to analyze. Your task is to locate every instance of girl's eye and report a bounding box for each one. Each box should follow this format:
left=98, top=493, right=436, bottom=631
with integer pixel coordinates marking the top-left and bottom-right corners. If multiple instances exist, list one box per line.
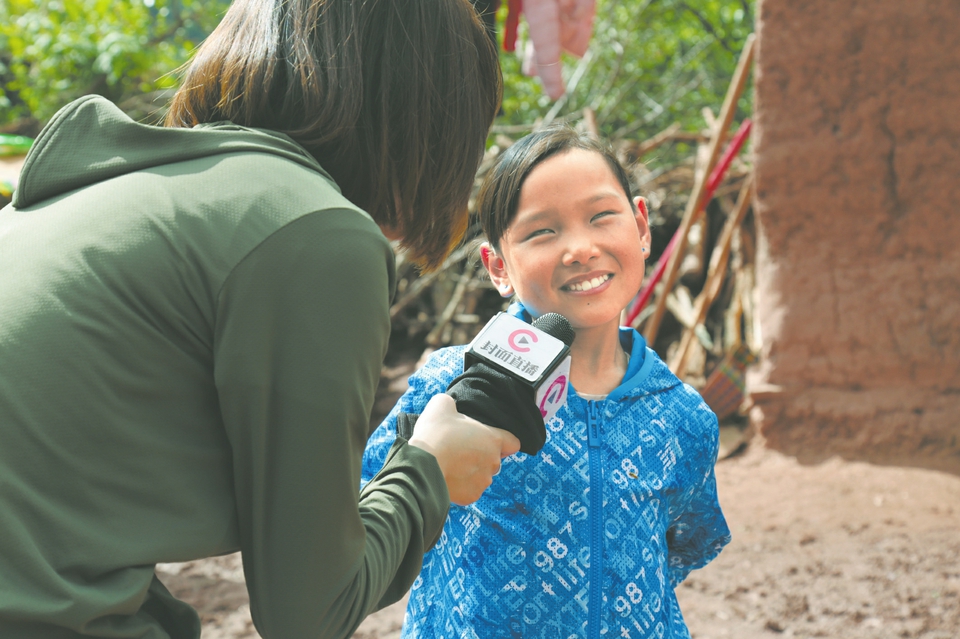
left=523, top=228, right=553, bottom=241
left=591, top=210, right=616, bottom=223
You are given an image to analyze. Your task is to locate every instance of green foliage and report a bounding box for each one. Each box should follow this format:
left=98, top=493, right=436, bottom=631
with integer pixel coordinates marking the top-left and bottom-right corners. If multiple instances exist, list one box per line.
left=0, top=0, right=230, bottom=127
left=1, top=0, right=754, bottom=148
left=497, top=0, right=754, bottom=161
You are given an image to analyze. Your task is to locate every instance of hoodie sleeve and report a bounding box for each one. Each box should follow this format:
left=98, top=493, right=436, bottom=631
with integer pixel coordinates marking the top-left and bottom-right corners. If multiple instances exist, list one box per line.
left=214, top=208, right=449, bottom=639
left=361, top=348, right=466, bottom=486
left=665, top=389, right=731, bottom=587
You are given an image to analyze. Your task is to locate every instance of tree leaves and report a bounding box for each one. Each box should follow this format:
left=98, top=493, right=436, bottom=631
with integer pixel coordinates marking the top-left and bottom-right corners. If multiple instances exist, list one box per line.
left=496, top=0, right=754, bottom=172
left=0, top=0, right=231, bottom=127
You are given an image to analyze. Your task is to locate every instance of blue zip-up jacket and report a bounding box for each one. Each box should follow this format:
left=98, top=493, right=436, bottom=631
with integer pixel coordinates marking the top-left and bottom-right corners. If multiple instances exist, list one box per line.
left=362, top=306, right=730, bottom=638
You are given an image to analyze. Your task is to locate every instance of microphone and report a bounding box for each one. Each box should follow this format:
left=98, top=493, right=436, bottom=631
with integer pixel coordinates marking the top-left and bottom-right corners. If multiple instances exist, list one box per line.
left=444, top=312, right=575, bottom=455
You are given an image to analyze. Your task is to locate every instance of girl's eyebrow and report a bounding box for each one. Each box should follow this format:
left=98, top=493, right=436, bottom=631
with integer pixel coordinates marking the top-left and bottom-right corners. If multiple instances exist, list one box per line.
left=586, top=190, right=626, bottom=204
left=513, top=209, right=556, bottom=225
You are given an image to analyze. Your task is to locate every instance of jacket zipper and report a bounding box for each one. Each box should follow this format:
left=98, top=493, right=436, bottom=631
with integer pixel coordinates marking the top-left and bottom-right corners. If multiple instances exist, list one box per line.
left=586, top=400, right=603, bottom=638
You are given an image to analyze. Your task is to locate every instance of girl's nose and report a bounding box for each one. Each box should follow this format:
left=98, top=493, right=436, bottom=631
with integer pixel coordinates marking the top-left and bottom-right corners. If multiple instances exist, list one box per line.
left=562, top=233, right=601, bottom=265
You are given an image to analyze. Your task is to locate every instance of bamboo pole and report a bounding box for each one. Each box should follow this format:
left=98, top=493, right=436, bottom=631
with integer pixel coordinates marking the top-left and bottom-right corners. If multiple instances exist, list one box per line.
left=643, top=33, right=756, bottom=346
left=625, top=118, right=752, bottom=328
left=669, top=173, right=755, bottom=376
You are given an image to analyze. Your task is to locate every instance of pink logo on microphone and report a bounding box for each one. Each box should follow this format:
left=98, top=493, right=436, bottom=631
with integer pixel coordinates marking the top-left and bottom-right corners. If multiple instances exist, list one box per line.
left=538, top=375, right=567, bottom=417
left=507, top=328, right=538, bottom=352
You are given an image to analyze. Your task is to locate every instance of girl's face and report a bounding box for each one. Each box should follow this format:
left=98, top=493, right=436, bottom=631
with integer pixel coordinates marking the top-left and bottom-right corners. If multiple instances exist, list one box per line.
left=482, top=149, right=651, bottom=337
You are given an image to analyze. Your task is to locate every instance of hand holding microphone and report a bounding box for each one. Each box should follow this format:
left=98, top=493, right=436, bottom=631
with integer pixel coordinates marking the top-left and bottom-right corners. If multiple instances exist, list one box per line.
left=446, top=312, right=575, bottom=455
left=403, top=312, right=574, bottom=504
left=408, top=395, right=520, bottom=506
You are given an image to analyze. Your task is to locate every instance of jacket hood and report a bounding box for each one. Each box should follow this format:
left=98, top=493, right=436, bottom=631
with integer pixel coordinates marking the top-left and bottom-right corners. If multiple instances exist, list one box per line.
left=12, top=95, right=334, bottom=209
left=506, top=301, right=682, bottom=398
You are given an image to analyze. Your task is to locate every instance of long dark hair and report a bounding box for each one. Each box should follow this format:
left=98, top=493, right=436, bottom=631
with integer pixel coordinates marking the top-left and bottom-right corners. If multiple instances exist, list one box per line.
left=166, top=0, right=502, bottom=270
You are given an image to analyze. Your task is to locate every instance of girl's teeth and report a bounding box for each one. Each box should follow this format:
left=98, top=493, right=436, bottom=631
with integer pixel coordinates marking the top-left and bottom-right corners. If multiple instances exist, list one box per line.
left=570, top=274, right=610, bottom=291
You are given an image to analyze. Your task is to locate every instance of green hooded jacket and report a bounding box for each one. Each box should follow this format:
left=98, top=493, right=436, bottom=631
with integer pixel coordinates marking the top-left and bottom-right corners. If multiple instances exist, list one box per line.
left=0, top=96, right=449, bottom=638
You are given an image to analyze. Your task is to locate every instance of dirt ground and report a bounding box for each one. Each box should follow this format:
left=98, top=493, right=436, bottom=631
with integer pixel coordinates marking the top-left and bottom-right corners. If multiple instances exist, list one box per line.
left=157, top=432, right=960, bottom=639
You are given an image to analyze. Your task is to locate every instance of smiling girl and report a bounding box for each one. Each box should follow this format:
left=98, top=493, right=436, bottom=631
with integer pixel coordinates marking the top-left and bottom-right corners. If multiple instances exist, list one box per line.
left=362, top=125, right=730, bottom=639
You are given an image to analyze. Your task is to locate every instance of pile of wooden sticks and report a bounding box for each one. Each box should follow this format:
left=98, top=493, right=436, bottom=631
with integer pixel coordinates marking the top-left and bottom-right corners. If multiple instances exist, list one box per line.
left=389, top=35, right=760, bottom=421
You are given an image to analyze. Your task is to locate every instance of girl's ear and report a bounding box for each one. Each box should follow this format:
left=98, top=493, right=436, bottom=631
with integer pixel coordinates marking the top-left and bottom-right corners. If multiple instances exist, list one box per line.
left=480, top=242, right=514, bottom=297
left=633, top=196, right=652, bottom=255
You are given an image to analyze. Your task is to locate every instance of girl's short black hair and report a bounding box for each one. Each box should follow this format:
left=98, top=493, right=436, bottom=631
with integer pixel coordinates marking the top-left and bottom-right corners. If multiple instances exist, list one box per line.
left=166, top=0, right=502, bottom=270
left=476, top=124, right=634, bottom=250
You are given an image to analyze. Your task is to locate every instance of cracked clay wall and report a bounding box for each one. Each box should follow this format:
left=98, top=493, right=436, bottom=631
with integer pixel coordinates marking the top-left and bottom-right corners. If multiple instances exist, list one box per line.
left=750, top=0, right=960, bottom=474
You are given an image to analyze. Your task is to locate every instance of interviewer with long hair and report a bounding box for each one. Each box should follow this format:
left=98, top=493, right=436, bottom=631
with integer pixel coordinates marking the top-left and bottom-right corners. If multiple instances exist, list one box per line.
left=0, top=0, right=516, bottom=636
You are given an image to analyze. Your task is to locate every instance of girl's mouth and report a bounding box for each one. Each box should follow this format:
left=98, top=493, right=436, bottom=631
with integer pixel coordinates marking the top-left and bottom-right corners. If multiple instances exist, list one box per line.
left=563, top=273, right=612, bottom=292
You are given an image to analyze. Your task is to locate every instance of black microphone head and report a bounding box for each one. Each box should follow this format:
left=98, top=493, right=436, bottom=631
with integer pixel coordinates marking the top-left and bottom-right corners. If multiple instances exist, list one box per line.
left=532, top=313, right=575, bottom=347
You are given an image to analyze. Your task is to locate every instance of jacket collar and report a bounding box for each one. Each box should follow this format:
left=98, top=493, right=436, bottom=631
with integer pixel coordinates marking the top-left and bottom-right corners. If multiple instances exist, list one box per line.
left=506, top=301, right=681, bottom=400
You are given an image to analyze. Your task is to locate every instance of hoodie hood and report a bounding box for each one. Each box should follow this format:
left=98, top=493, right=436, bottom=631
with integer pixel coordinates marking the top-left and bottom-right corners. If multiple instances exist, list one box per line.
left=13, top=95, right=334, bottom=209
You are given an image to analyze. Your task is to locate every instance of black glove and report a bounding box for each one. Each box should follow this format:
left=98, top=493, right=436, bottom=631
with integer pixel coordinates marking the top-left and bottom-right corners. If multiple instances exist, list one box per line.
left=395, top=313, right=574, bottom=456
left=446, top=361, right=546, bottom=455
left=394, top=364, right=545, bottom=455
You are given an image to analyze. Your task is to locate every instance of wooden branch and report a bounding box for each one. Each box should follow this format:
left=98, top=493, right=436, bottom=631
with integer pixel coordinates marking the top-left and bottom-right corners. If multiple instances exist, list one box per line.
left=724, top=273, right=744, bottom=353
left=426, top=263, right=477, bottom=346
left=643, top=123, right=687, bottom=148
left=541, top=50, right=596, bottom=129
left=389, top=243, right=474, bottom=319
left=592, top=46, right=627, bottom=106
left=494, top=134, right=516, bottom=150
left=701, top=107, right=718, bottom=132
left=643, top=33, right=756, bottom=346
left=664, top=285, right=697, bottom=329
left=619, top=122, right=708, bottom=159
left=583, top=107, right=600, bottom=139
left=670, top=173, right=755, bottom=376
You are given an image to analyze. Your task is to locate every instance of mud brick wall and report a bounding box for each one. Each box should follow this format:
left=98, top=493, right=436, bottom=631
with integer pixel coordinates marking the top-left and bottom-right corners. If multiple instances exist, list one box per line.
left=750, top=0, right=960, bottom=474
